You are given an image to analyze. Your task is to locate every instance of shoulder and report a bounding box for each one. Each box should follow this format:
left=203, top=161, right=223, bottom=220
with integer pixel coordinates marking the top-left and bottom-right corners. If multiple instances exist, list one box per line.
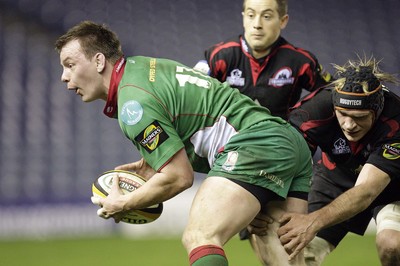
left=205, top=35, right=242, bottom=59
left=383, top=89, right=400, bottom=110
left=289, top=88, right=335, bottom=124
left=380, top=89, right=400, bottom=120
left=274, top=37, right=319, bottom=64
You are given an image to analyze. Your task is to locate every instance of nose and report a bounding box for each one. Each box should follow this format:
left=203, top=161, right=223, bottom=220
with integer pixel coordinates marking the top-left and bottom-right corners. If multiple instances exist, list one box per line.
left=253, top=15, right=262, bottom=29
left=342, top=117, right=357, bottom=131
left=61, top=69, right=69, bottom=83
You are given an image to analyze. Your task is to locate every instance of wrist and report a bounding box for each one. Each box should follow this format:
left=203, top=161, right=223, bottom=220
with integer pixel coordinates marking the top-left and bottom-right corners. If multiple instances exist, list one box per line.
left=308, top=212, right=324, bottom=233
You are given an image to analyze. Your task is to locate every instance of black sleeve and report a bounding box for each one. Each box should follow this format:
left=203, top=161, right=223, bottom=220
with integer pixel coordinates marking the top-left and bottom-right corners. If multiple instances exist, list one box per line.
left=289, top=88, right=336, bottom=155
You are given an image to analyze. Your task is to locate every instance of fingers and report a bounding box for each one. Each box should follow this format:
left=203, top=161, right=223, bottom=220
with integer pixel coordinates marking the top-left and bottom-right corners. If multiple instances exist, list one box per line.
left=277, top=213, right=293, bottom=239
left=278, top=213, right=292, bottom=225
left=114, top=163, right=135, bottom=171
left=256, top=212, right=274, bottom=224
left=115, top=160, right=141, bottom=171
left=97, top=207, right=111, bottom=219
left=247, top=219, right=269, bottom=236
left=111, top=174, right=122, bottom=193
left=247, top=225, right=267, bottom=236
left=286, top=240, right=306, bottom=261
left=92, top=175, right=124, bottom=222
left=91, top=196, right=102, bottom=206
left=91, top=197, right=110, bottom=219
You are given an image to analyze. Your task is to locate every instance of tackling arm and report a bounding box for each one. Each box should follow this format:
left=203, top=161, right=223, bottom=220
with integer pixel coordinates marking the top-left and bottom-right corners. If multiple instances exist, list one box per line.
left=277, top=163, right=391, bottom=260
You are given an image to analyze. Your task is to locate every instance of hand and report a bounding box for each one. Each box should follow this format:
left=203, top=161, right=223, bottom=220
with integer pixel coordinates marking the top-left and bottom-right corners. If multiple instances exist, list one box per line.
left=277, top=212, right=318, bottom=260
left=247, top=212, right=274, bottom=236
left=115, top=158, right=156, bottom=180
left=91, top=174, right=127, bottom=223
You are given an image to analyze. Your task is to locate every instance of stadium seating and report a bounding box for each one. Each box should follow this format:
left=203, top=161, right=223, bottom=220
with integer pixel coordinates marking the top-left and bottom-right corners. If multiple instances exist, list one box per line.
left=0, top=0, right=398, bottom=238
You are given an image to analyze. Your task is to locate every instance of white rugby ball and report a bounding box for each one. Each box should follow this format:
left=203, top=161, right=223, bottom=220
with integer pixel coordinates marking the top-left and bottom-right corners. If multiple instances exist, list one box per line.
left=92, top=170, right=163, bottom=224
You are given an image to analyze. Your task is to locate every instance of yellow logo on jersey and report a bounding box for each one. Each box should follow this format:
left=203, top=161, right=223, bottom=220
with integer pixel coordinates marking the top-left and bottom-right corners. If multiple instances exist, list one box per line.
left=149, top=58, right=156, bottom=82
left=143, top=124, right=161, bottom=150
left=136, top=121, right=169, bottom=153
left=382, top=143, right=400, bottom=160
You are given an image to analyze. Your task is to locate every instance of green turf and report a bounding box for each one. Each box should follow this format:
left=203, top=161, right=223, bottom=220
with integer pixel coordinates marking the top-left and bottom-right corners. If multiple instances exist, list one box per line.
left=0, top=233, right=379, bottom=266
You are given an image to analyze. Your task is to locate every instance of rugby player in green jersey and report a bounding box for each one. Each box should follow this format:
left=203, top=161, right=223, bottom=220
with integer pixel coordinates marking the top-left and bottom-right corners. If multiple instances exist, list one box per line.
left=56, top=20, right=312, bottom=266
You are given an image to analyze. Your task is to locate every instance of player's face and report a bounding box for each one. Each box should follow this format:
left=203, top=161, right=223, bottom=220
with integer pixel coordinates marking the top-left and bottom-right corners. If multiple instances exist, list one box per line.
left=59, top=39, right=106, bottom=102
left=242, top=0, right=288, bottom=59
left=335, top=108, right=375, bottom=142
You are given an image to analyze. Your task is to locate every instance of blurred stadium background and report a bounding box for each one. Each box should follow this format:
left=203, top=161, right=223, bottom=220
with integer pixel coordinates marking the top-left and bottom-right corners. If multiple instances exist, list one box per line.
left=0, top=0, right=399, bottom=245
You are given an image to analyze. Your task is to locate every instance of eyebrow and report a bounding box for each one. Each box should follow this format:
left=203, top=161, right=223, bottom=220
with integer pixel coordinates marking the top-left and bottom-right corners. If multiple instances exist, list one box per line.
left=245, top=7, right=274, bottom=13
left=338, top=110, right=370, bottom=117
left=60, top=56, right=73, bottom=66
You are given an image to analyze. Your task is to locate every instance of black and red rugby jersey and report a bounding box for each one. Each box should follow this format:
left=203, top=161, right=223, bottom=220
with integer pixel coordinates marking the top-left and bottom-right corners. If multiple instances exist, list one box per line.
left=204, top=35, right=331, bottom=120
left=289, top=87, right=400, bottom=184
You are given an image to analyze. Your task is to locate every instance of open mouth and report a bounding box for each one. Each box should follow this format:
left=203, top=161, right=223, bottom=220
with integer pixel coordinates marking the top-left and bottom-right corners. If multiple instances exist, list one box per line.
left=68, top=87, right=80, bottom=95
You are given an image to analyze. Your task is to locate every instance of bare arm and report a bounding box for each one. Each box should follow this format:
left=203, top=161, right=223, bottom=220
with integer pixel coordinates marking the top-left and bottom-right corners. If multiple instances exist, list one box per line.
left=277, top=163, right=391, bottom=259
left=96, top=148, right=194, bottom=219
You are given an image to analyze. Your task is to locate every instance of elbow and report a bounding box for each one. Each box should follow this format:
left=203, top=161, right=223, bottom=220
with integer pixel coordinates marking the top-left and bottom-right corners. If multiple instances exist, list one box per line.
left=171, top=172, right=194, bottom=194
left=364, top=192, right=377, bottom=208
left=180, top=172, right=194, bottom=190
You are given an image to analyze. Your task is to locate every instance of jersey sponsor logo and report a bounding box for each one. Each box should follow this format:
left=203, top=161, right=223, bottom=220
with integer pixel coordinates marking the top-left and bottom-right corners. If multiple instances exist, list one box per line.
left=226, top=69, right=245, bottom=86
left=332, top=138, right=351, bottom=155
left=149, top=58, right=157, bottom=82
left=259, top=170, right=284, bottom=188
left=135, top=121, right=169, bottom=153
left=382, top=143, right=400, bottom=160
left=222, top=151, right=238, bottom=172
left=121, top=101, right=143, bottom=125
left=339, top=98, right=363, bottom=106
left=268, top=67, right=295, bottom=87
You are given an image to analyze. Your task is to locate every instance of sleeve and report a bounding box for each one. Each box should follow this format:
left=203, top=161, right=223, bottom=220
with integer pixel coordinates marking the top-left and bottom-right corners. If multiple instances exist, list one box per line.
left=313, top=62, right=333, bottom=89
left=298, top=52, right=333, bottom=92
left=288, top=88, right=336, bottom=156
left=204, top=43, right=229, bottom=81
left=118, top=87, right=185, bottom=171
left=288, top=107, right=319, bottom=155
left=367, top=134, right=400, bottom=181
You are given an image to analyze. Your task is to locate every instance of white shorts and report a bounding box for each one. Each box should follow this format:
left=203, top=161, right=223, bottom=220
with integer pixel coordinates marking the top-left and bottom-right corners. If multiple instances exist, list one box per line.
left=376, top=201, right=400, bottom=233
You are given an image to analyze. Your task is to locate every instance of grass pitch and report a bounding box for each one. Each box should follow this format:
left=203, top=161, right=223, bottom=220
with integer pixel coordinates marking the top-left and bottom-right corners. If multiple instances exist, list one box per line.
left=0, top=233, right=379, bottom=265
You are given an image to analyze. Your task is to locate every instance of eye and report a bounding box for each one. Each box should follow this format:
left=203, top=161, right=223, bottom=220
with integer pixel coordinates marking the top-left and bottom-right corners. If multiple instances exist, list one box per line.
left=245, top=11, right=255, bottom=18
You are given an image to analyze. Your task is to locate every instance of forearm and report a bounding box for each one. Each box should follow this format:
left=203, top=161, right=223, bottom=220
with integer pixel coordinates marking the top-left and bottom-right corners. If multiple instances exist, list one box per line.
left=311, top=184, right=377, bottom=232
left=122, top=171, right=191, bottom=210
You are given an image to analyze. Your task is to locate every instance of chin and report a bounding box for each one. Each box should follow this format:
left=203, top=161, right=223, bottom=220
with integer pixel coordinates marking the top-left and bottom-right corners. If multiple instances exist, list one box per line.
left=81, top=96, right=92, bottom=102
left=82, top=98, right=97, bottom=103
left=344, top=134, right=362, bottom=142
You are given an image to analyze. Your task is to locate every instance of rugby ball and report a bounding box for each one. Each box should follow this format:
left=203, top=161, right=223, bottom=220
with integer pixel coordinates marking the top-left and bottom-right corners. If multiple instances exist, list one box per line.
left=92, top=170, right=163, bottom=224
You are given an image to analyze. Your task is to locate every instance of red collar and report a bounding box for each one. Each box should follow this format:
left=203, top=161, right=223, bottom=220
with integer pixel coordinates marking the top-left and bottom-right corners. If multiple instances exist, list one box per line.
left=103, top=57, right=126, bottom=118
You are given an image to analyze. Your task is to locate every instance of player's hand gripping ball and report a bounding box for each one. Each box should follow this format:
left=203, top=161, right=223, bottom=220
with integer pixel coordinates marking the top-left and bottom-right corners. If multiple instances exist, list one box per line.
left=92, top=170, right=163, bottom=224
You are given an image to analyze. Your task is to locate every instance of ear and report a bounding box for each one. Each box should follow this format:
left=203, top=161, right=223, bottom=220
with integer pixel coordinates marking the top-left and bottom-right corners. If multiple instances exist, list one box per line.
left=94, top=53, right=106, bottom=73
left=280, top=14, right=289, bottom=30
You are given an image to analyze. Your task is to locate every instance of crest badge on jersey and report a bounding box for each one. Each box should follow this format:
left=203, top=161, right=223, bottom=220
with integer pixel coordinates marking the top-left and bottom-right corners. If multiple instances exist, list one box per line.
left=268, top=67, right=295, bottom=87
left=222, top=151, right=239, bottom=172
left=382, top=143, right=400, bottom=160
left=121, top=101, right=143, bottom=125
left=332, top=138, right=351, bottom=155
left=227, top=69, right=245, bottom=86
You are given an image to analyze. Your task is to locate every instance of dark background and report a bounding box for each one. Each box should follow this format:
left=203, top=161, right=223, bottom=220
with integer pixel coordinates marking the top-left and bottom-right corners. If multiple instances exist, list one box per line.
left=0, top=0, right=399, bottom=207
